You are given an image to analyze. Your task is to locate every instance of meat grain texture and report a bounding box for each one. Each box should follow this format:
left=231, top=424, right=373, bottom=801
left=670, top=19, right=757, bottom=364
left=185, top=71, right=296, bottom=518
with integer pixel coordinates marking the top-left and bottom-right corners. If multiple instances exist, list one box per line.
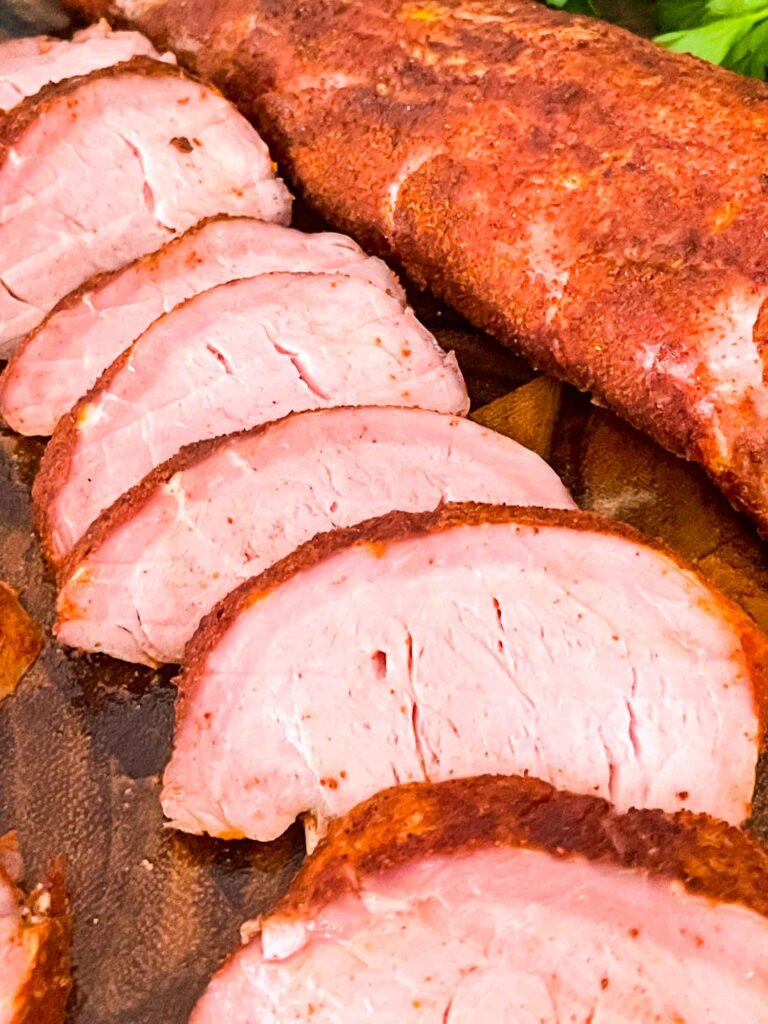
left=164, top=504, right=768, bottom=842
left=0, top=56, right=290, bottom=356
left=190, top=775, right=768, bottom=1023
left=0, top=21, right=171, bottom=111
left=0, top=216, right=404, bottom=436
left=54, top=406, right=575, bottom=664
left=60, top=0, right=768, bottom=533
left=34, top=273, right=468, bottom=563
left=0, top=835, right=70, bottom=1024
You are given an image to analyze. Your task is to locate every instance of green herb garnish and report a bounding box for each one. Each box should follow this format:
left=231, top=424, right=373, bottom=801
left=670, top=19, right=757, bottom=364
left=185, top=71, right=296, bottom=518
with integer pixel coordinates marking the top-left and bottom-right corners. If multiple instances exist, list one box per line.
left=655, top=1, right=768, bottom=78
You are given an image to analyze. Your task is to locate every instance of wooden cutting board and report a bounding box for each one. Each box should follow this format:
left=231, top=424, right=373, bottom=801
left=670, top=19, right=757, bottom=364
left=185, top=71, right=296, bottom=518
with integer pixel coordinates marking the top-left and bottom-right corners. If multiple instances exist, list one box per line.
left=1, top=2, right=766, bottom=1022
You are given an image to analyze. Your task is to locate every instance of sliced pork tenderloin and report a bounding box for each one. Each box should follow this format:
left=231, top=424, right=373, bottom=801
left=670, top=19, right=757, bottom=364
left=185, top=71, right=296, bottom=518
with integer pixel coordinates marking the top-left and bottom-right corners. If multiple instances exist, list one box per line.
left=58, top=0, right=768, bottom=533
left=0, top=21, right=171, bottom=113
left=0, top=833, right=70, bottom=1024
left=34, top=274, right=468, bottom=564
left=190, top=775, right=768, bottom=1024
left=0, top=57, right=290, bottom=356
left=55, top=406, right=575, bottom=665
left=0, top=216, right=403, bottom=436
left=164, top=504, right=768, bottom=842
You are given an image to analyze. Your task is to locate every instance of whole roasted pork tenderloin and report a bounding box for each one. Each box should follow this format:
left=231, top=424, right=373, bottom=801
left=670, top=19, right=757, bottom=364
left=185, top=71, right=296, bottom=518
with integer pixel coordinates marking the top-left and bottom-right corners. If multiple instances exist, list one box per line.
left=59, top=0, right=768, bottom=533
left=163, top=504, right=768, bottom=842
left=0, top=21, right=171, bottom=113
left=0, top=56, right=290, bottom=356
left=0, top=216, right=403, bottom=437
left=190, top=775, right=768, bottom=1024
left=0, top=834, right=70, bottom=1024
left=34, top=273, right=468, bottom=564
left=55, top=406, right=575, bottom=665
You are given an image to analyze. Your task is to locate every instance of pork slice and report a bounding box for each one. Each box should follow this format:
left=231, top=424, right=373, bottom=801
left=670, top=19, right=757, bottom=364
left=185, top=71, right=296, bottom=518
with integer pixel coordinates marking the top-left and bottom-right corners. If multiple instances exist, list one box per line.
left=0, top=834, right=70, bottom=1024
left=190, top=775, right=768, bottom=1024
left=56, top=406, right=574, bottom=665
left=0, top=21, right=172, bottom=113
left=0, top=56, right=291, bottom=356
left=34, top=274, right=468, bottom=564
left=163, top=504, right=767, bottom=842
left=0, top=216, right=403, bottom=436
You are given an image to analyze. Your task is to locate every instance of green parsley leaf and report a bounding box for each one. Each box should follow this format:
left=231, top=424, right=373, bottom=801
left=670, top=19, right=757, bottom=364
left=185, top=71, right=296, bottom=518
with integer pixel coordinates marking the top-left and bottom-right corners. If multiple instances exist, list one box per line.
left=656, top=0, right=711, bottom=32
left=655, top=2, right=768, bottom=78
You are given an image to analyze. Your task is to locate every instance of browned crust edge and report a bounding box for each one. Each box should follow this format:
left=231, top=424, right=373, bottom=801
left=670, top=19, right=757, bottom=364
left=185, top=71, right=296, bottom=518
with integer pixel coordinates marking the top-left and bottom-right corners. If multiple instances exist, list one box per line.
left=13, top=859, right=71, bottom=1024
left=414, top=269, right=768, bottom=541
left=267, top=774, right=768, bottom=927
left=0, top=836, right=71, bottom=1023
left=179, top=501, right=768, bottom=748
left=0, top=214, right=254, bottom=428
left=0, top=835, right=70, bottom=1024
left=0, top=55, right=204, bottom=159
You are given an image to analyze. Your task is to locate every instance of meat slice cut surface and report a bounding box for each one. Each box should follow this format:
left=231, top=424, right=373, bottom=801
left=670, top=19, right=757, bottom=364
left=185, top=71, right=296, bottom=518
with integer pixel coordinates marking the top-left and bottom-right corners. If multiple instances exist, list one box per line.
left=190, top=775, right=768, bottom=1024
left=34, top=274, right=468, bottom=564
left=55, top=406, right=575, bottom=665
left=0, top=833, right=70, bottom=1024
left=0, top=56, right=290, bottom=356
left=163, top=504, right=767, bottom=842
left=0, top=216, right=403, bottom=436
left=0, top=22, right=171, bottom=113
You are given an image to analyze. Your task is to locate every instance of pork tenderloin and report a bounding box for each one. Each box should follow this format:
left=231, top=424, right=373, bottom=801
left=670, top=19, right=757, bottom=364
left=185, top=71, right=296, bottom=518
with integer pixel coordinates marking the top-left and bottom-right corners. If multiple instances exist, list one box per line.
left=59, top=0, right=768, bottom=532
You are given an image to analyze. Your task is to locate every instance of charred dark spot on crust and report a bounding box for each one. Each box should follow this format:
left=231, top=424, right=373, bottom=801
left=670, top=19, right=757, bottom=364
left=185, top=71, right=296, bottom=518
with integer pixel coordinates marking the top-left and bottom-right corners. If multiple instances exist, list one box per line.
left=170, top=135, right=194, bottom=153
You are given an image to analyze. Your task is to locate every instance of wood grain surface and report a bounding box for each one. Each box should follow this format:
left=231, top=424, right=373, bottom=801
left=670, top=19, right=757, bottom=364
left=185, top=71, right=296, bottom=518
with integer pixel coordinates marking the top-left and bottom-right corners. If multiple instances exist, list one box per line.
left=1, top=3, right=767, bottom=1024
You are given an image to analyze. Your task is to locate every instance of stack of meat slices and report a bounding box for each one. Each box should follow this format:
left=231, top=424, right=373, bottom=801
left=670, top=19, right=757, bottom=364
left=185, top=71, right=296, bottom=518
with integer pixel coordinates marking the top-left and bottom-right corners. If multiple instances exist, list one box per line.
left=3, top=20, right=768, bottom=1023
left=0, top=216, right=405, bottom=437
left=0, top=52, right=291, bottom=354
